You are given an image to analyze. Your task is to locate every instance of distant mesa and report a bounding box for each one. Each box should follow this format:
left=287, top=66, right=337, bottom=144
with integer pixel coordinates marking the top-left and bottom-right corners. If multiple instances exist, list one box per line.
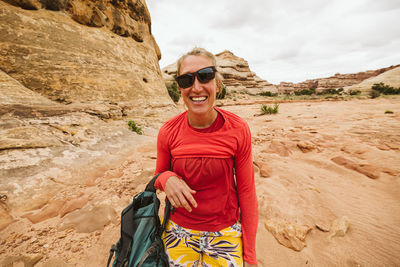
left=162, top=50, right=399, bottom=95
left=276, top=65, right=400, bottom=94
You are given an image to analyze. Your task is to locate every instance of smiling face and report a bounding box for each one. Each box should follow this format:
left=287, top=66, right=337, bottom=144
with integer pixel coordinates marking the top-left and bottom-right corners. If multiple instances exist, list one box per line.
left=178, top=55, right=219, bottom=127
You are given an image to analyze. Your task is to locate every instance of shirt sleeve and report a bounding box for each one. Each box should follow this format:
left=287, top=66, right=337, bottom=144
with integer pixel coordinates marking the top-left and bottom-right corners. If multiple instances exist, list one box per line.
left=154, top=126, right=180, bottom=190
left=234, top=121, right=258, bottom=265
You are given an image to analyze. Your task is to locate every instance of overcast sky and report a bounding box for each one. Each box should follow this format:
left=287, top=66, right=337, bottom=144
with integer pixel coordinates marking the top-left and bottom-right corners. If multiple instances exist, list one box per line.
left=146, top=0, right=400, bottom=84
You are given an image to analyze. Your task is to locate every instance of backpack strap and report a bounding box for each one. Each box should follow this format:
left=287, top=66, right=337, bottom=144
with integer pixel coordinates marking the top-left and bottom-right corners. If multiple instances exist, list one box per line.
left=145, top=173, right=161, bottom=192
left=145, top=174, right=174, bottom=232
left=161, top=198, right=173, bottom=232
left=107, top=244, right=118, bottom=267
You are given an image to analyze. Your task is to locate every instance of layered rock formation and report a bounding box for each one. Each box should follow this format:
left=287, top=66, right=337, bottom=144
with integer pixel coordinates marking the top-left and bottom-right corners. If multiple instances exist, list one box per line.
left=162, top=50, right=275, bottom=94
left=276, top=65, right=399, bottom=94
left=0, top=0, right=177, bottom=236
left=214, top=51, right=275, bottom=94
left=0, top=0, right=170, bottom=105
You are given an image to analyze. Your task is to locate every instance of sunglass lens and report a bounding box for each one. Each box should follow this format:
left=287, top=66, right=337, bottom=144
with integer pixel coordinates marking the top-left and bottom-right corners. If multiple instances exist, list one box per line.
left=176, top=74, right=194, bottom=88
left=197, top=67, right=215, bottom=83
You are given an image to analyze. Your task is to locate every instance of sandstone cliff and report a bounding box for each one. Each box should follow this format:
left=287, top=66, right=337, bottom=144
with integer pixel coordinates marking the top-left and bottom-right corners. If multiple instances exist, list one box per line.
left=0, top=0, right=170, bottom=106
left=162, top=50, right=276, bottom=94
left=0, top=0, right=177, bottom=241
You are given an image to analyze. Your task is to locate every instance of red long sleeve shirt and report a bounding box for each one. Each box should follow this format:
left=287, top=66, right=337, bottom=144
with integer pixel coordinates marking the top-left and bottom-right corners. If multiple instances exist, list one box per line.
left=155, top=107, right=258, bottom=264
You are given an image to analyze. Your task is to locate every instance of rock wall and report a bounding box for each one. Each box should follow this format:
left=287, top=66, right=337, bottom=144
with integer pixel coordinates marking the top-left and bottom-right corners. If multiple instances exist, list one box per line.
left=0, top=0, right=178, bottom=234
left=0, top=0, right=171, bottom=106
left=162, top=50, right=275, bottom=94
left=276, top=65, right=400, bottom=94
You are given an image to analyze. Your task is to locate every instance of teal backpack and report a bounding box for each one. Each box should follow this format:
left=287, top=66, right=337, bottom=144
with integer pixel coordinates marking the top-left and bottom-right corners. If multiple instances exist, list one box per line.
left=107, top=174, right=172, bottom=267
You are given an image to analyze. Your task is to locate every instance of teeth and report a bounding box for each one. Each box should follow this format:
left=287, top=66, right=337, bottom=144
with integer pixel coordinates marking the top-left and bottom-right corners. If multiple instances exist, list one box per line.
left=191, top=96, right=207, bottom=101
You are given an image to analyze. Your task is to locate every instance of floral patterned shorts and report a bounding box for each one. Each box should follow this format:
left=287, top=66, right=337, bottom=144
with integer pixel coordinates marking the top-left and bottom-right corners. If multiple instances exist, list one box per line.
left=162, top=220, right=243, bottom=267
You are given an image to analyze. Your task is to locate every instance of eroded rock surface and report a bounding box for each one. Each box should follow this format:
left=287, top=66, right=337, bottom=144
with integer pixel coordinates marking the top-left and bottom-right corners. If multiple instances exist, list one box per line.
left=0, top=1, right=169, bottom=106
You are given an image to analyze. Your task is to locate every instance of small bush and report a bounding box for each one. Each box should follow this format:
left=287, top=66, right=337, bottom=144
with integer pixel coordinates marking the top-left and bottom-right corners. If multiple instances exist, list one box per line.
left=260, top=103, right=279, bottom=115
left=371, top=83, right=400, bottom=95
left=294, top=87, right=316, bottom=96
left=128, top=120, right=143, bottom=135
left=166, top=82, right=180, bottom=102
left=258, top=91, right=278, bottom=97
left=385, top=110, right=394, bottom=114
left=370, top=90, right=381, bottom=99
left=349, top=90, right=361, bottom=95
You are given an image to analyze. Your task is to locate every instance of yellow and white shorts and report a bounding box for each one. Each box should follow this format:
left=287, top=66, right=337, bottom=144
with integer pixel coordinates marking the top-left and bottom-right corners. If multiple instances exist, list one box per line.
left=162, top=220, right=243, bottom=267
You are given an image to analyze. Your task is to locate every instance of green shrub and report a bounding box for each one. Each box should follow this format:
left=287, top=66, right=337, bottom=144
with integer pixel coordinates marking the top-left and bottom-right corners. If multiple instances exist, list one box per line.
left=385, top=110, right=394, bottom=114
left=258, top=91, right=278, bottom=97
left=260, top=103, right=279, bottom=115
left=349, top=90, right=361, bottom=95
left=327, top=88, right=343, bottom=94
left=370, top=90, right=381, bottom=99
left=128, top=120, right=143, bottom=135
left=216, top=83, right=227, bottom=99
left=166, top=82, right=180, bottom=102
left=371, top=83, right=400, bottom=95
left=294, top=87, right=316, bottom=96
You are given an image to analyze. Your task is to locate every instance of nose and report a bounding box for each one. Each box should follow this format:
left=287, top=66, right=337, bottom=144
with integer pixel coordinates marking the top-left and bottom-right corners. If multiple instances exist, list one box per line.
left=191, top=76, right=202, bottom=92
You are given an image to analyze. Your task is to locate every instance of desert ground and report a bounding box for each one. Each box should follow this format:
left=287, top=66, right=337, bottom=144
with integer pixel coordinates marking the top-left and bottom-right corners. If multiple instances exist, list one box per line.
left=1, top=96, right=400, bottom=267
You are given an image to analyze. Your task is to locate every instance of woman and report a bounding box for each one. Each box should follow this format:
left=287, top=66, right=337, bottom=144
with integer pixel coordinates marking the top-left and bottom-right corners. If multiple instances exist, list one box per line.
left=155, top=47, right=258, bottom=266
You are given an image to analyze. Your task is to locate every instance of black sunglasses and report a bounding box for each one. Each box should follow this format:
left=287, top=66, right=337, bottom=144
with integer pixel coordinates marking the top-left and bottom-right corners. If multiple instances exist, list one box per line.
left=175, top=66, right=217, bottom=89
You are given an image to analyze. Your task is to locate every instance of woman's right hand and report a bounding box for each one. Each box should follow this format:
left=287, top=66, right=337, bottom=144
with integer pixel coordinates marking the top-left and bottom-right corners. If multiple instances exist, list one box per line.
left=164, top=176, right=197, bottom=212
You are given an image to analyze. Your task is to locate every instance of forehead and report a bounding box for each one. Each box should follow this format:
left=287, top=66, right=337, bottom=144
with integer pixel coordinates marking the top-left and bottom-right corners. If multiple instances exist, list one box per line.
left=179, top=55, right=213, bottom=74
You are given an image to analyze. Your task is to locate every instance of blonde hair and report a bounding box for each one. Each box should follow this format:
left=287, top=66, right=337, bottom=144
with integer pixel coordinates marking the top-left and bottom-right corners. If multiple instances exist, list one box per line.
left=176, top=47, right=223, bottom=88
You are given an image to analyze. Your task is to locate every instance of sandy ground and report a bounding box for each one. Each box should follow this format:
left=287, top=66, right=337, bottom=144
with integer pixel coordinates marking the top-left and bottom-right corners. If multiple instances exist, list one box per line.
left=1, top=97, right=400, bottom=266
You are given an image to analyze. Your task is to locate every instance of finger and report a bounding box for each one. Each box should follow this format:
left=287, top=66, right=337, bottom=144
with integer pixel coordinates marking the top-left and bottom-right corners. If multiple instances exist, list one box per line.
left=182, top=189, right=197, bottom=209
left=166, top=191, right=181, bottom=208
left=176, top=192, right=192, bottom=212
left=180, top=180, right=196, bottom=193
left=168, top=197, right=176, bottom=208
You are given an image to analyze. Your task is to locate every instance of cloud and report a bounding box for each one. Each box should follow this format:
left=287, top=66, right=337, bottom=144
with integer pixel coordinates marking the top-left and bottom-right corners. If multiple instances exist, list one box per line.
left=147, top=0, right=400, bottom=84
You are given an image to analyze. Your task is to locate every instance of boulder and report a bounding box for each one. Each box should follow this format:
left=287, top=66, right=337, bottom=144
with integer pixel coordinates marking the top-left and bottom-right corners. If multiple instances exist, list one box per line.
left=329, top=216, right=350, bottom=238
left=265, top=219, right=312, bottom=251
